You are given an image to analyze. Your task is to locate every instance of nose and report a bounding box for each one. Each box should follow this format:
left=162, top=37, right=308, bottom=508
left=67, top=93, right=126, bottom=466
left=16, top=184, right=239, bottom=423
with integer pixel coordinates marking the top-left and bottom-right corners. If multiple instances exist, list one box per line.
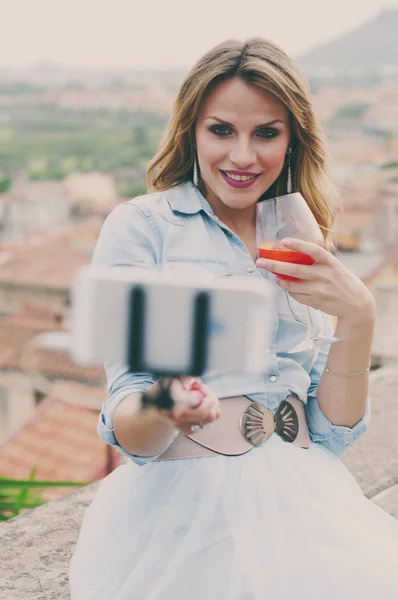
left=229, top=138, right=257, bottom=169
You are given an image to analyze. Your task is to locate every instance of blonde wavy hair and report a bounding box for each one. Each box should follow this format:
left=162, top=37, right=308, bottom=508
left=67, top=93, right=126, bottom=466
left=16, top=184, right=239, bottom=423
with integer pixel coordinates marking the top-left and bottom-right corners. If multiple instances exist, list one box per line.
left=147, top=38, right=340, bottom=239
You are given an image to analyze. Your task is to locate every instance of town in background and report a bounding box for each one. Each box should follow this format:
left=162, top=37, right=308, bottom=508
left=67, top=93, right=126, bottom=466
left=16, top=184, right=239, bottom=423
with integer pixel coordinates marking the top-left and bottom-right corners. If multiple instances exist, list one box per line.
left=0, top=8, right=397, bottom=497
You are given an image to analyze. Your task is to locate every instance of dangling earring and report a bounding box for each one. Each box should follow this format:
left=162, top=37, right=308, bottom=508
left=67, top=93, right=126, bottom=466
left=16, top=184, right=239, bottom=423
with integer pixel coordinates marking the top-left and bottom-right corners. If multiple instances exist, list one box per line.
left=193, top=157, right=199, bottom=187
left=287, top=147, right=293, bottom=194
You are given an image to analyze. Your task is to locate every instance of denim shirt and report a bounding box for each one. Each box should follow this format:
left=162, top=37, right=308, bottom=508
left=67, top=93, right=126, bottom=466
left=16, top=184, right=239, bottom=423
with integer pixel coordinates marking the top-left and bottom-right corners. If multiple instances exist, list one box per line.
left=93, top=180, right=370, bottom=465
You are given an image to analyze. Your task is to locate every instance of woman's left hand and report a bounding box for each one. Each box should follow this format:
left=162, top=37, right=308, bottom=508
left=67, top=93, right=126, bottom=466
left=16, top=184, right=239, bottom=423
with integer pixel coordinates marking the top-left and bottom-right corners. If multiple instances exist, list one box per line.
left=256, top=238, right=376, bottom=322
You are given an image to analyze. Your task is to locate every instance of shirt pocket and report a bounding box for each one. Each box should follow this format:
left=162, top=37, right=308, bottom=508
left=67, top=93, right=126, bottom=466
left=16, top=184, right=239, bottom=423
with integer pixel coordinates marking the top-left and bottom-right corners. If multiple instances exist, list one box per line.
left=284, top=292, right=324, bottom=334
left=166, top=257, right=232, bottom=278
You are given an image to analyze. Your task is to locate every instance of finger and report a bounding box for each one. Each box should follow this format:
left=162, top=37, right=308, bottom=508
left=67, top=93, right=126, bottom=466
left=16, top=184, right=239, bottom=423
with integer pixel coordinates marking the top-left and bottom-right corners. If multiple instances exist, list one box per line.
left=179, top=376, right=201, bottom=391
left=190, top=381, right=214, bottom=398
left=280, top=238, right=331, bottom=264
left=165, top=399, right=221, bottom=433
left=276, top=277, right=313, bottom=295
left=177, top=378, right=208, bottom=409
left=172, top=396, right=220, bottom=423
left=170, top=380, right=204, bottom=409
left=187, top=380, right=207, bottom=401
left=256, top=258, right=314, bottom=280
left=176, top=381, right=218, bottom=411
left=179, top=397, right=220, bottom=421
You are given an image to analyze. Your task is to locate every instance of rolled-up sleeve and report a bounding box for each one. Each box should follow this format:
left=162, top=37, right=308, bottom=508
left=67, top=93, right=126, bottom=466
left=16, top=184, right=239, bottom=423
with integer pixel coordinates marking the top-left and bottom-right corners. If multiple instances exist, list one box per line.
left=92, top=202, right=168, bottom=466
left=304, top=313, right=371, bottom=457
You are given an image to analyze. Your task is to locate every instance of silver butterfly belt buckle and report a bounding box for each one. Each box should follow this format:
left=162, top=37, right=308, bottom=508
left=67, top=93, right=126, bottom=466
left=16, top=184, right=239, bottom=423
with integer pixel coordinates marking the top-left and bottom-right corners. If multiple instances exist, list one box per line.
left=240, top=400, right=299, bottom=447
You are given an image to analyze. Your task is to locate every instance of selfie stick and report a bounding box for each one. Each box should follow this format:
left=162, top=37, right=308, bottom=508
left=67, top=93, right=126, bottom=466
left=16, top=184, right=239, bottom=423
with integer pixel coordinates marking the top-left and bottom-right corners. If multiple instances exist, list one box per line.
left=127, top=285, right=211, bottom=410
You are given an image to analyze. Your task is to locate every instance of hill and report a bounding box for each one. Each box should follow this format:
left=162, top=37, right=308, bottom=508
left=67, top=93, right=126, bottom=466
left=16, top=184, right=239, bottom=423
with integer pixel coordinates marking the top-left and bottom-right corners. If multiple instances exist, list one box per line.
left=297, top=9, right=398, bottom=76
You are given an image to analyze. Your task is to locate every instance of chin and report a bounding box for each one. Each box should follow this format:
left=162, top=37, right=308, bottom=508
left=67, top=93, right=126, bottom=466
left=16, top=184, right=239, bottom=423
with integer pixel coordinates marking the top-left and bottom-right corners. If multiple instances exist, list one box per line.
left=222, top=196, right=257, bottom=210
left=223, top=188, right=262, bottom=207
left=229, top=198, right=253, bottom=210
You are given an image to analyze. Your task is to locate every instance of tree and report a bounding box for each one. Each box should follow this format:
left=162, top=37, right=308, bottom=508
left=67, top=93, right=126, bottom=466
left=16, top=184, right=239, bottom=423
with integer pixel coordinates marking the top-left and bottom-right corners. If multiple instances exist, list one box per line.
left=121, top=181, right=147, bottom=198
left=0, top=178, right=11, bottom=193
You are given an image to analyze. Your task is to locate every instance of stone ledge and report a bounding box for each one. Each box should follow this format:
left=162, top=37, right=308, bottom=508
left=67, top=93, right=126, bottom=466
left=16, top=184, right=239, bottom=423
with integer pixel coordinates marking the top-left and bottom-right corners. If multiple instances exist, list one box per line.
left=1, top=366, right=398, bottom=599
left=370, top=484, right=398, bottom=517
left=341, top=364, right=398, bottom=508
left=0, top=484, right=98, bottom=600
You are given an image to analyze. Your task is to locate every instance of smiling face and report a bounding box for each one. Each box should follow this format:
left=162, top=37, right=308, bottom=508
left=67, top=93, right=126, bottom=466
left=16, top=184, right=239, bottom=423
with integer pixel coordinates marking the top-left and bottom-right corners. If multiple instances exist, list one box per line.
left=195, top=77, right=291, bottom=215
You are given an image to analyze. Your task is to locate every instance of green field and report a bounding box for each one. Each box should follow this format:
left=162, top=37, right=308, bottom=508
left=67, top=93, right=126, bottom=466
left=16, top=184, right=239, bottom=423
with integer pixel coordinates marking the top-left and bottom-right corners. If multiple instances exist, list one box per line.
left=0, top=101, right=167, bottom=194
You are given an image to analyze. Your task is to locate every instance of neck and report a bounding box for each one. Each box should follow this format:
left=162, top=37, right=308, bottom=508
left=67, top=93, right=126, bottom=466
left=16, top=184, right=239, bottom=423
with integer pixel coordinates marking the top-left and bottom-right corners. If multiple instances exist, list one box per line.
left=199, top=183, right=257, bottom=236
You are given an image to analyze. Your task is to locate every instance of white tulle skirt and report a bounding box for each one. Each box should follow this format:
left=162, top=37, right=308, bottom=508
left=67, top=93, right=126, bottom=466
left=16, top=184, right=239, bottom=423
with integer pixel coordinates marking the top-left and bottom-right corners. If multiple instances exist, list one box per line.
left=69, top=435, right=398, bottom=600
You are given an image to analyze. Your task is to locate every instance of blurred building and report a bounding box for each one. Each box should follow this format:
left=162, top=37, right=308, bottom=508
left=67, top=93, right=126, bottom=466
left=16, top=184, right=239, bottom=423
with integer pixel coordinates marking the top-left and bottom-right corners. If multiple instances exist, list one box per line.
left=0, top=213, right=118, bottom=486
left=0, top=306, right=105, bottom=442
left=64, top=172, right=118, bottom=219
left=0, top=231, right=91, bottom=315
left=0, top=173, right=114, bottom=244
left=331, top=211, right=374, bottom=251
left=4, top=179, right=70, bottom=241
left=0, top=216, right=103, bottom=314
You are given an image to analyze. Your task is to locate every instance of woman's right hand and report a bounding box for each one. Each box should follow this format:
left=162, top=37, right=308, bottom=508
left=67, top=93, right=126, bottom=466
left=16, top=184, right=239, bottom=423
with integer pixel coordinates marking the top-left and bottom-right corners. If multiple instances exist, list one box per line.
left=151, top=377, right=221, bottom=436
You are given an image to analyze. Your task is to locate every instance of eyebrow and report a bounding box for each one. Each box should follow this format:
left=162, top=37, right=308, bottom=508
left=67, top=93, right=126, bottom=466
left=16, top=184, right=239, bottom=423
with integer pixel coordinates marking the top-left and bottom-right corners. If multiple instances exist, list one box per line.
left=205, top=116, right=285, bottom=128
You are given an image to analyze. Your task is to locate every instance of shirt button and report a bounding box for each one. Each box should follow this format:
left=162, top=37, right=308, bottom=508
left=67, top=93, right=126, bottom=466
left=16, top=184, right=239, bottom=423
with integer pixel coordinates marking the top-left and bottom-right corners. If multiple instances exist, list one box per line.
left=246, top=267, right=254, bottom=273
left=269, top=375, right=277, bottom=383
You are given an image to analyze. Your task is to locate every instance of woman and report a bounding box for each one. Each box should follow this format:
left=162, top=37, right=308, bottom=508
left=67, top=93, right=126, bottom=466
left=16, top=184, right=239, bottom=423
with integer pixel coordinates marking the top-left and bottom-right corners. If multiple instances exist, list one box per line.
left=69, top=38, right=398, bottom=599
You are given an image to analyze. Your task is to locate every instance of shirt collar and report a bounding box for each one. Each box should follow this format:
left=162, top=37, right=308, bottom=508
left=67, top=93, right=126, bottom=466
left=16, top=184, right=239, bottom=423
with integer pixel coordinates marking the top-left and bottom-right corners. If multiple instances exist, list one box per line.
left=166, top=181, right=215, bottom=217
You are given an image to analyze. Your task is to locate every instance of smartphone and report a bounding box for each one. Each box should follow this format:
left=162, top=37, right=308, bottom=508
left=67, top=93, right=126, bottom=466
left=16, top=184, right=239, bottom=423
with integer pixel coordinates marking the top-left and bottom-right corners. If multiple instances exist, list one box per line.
left=71, top=265, right=275, bottom=377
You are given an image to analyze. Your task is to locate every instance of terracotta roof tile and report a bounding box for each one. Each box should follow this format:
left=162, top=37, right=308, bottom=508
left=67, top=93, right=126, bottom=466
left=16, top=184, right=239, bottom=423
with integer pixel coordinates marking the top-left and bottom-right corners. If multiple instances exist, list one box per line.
left=51, top=380, right=106, bottom=410
left=4, top=304, right=66, bottom=328
left=33, top=348, right=105, bottom=384
left=0, top=226, right=71, bottom=251
left=0, top=217, right=104, bottom=289
left=0, top=241, right=91, bottom=289
left=0, top=396, right=120, bottom=502
left=0, top=218, right=102, bottom=252
left=0, top=310, right=105, bottom=384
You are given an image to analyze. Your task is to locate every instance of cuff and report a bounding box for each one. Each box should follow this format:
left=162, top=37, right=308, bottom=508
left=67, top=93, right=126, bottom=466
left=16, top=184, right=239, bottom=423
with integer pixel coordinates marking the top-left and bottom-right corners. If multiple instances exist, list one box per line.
left=97, top=409, right=169, bottom=466
left=305, top=395, right=371, bottom=457
left=99, top=388, right=174, bottom=467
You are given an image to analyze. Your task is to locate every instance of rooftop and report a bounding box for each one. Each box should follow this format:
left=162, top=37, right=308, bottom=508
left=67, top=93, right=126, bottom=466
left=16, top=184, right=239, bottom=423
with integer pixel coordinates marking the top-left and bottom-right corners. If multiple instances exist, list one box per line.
left=0, top=217, right=103, bottom=289
left=0, top=394, right=118, bottom=502
left=0, top=239, right=91, bottom=289
left=0, top=309, right=104, bottom=384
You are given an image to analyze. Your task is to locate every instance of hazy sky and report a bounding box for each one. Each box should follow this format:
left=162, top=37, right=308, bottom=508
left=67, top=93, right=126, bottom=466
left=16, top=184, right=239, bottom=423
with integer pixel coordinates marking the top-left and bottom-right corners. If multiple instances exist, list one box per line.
left=2, top=0, right=398, bottom=69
